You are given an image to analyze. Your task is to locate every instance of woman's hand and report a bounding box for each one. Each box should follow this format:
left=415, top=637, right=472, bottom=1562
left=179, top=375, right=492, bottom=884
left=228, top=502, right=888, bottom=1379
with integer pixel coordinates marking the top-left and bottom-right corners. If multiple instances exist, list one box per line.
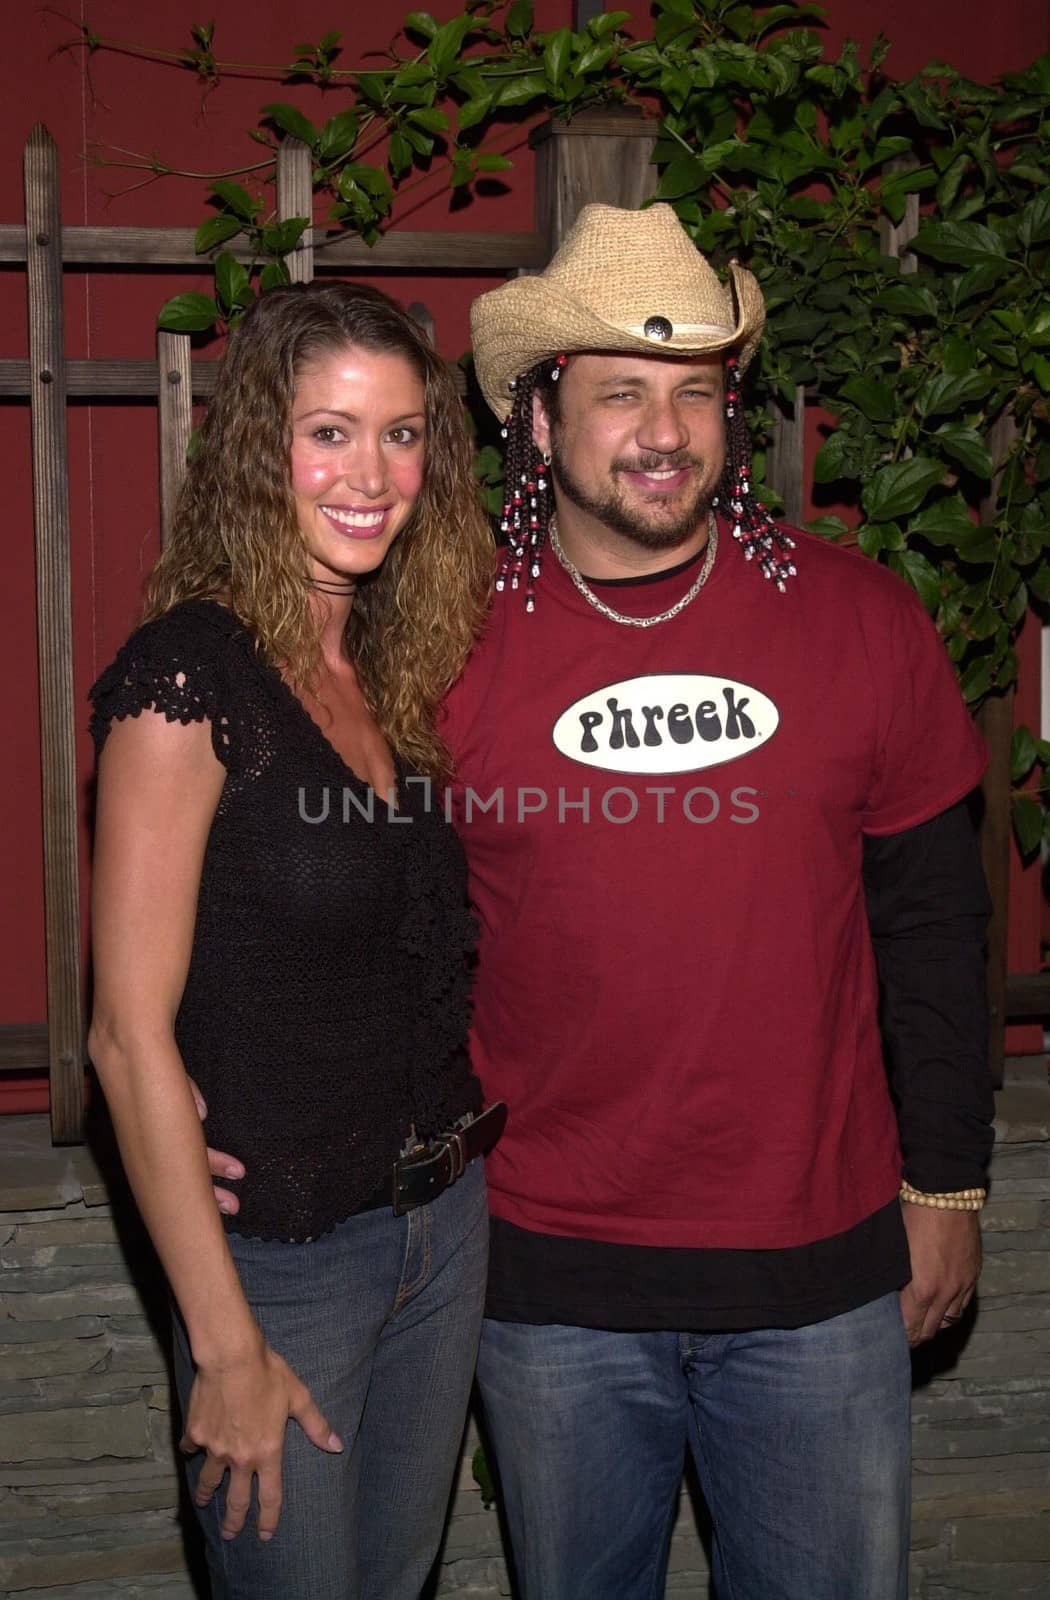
left=182, top=1338, right=343, bottom=1541
left=187, top=1078, right=244, bottom=1218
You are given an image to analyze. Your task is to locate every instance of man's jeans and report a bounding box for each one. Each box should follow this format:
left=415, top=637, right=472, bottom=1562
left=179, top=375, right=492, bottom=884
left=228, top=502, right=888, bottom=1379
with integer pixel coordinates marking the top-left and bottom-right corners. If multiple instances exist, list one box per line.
left=173, top=1158, right=488, bottom=1600
left=477, top=1291, right=911, bottom=1600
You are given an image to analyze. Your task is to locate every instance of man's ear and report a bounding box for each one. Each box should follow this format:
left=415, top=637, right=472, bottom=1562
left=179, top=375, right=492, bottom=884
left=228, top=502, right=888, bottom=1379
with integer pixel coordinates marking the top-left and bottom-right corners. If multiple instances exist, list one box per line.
left=532, top=389, right=552, bottom=459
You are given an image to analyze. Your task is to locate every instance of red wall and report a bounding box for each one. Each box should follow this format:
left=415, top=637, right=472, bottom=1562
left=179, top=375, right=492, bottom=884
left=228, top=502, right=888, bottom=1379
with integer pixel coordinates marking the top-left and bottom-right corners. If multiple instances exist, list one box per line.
left=1, top=1, right=1046, bottom=1106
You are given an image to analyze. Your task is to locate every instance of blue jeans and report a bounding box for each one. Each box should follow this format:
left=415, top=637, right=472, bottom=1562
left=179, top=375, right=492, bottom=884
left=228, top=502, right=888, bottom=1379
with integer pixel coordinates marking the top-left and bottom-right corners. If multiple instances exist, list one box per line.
left=173, top=1158, right=488, bottom=1600
left=477, top=1292, right=911, bottom=1600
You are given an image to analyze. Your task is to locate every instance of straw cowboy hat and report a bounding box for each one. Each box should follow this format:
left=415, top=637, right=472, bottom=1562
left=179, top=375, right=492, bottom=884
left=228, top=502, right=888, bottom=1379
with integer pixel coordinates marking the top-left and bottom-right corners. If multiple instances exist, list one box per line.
left=471, top=202, right=766, bottom=421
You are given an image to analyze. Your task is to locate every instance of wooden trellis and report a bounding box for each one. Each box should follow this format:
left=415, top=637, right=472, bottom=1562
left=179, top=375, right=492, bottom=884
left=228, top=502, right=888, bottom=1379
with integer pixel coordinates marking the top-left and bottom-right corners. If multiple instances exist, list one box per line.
left=0, top=111, right=1040, bottom=1142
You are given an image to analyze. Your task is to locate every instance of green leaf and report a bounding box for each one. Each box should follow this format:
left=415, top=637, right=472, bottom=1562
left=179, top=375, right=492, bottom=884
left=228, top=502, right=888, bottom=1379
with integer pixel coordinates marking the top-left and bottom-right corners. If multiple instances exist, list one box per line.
left=909, top=493, right=977, bottom=546
left=428, top=15, right=472, bottom=78
left=803, top=515, right=850, bottom=540
left=410, top=106, right=449, bottom=134
left=490, top=71, right=547, bottom=107
left=319, top=110, right=359, bottom=161
left=215, top=252, right=252, bottom=312
left=1028, top=354, right=1050, bottom=393
left=1012, top=792, right=1044, bottom=858
left=812, top=427, right=854, bottom=484
left=914, top=370, right=994, bottom=418
left=262, top=217, right=309, bottom=256
left=543, top=27, right=572, bottom=87
left=339, top=162, right=392, bottom=199
left=475, top=151, right=513, bottom=173
left=261, top=102, right=318, bottom=148
left=959, top=654, right=994, bottom=702
left=861, top=457, right=945, bottom=522
left=157, top=291, right=218, bottom=333
left=935, top=150, right=970, bottom=215
left=259, top=259, right=292, bottom=292
left=354, top=71, right=388, bottom=104
left=892, top=549, right=942, bottom=613
left=953, top=261, right=1010, bottom=304
left=931, top=425, right=993, bottom=479
left=210, top=180, right=258, bottom=221
left=1011, top=725, right=1040, bottom=783
left=194, top=214, right=242, bottom=253
left=657, top=153, right=706, bottom=200
left=506, top=0, right=533, bottom=38
left=403, top=10, right=438, bottom=39
left=911, top=220, right=1007, bottom=269
left=872, top=282, right=938, bottom=319
left=591, top=8, right=630, bottom=36
left=1018, top=191, right=1050, bottom=249
left=840, top=376, right=895, bottom=423
left=389, top=131, right=413, bottom=177
left=471, top=1444, right=496, bottom=1508
left=576, top=42, right=614, bottom=77
left=456, top=95, right=492, bottom=131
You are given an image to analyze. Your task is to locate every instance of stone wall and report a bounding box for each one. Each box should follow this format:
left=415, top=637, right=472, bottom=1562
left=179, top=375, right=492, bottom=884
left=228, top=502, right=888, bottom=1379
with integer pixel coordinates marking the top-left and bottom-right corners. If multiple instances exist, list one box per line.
left=1, top=1061, right=1047, bottom=1600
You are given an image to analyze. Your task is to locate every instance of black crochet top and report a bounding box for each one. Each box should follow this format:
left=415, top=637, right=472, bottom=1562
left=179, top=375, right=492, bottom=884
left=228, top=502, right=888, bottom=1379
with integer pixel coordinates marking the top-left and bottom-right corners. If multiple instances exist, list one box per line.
left=89, top=600, right=481, bottom=1242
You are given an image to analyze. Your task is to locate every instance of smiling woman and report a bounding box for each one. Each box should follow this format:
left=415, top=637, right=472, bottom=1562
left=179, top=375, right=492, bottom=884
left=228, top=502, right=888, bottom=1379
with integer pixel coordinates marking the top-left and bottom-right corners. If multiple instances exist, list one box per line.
left=85, top=282, right=498, bottom=1600
left=290, top=346, right=426, bottom=580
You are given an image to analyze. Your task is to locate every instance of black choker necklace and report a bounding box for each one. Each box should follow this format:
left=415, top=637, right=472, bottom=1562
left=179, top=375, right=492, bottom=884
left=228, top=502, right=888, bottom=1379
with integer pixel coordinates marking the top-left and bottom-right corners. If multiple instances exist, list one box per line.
left=309, top=576, right=356, bottom=596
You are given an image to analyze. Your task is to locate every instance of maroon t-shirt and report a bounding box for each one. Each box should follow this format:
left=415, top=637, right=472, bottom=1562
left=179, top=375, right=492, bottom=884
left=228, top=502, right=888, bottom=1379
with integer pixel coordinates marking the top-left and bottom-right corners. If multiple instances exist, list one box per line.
left=442, top=525, right=986, bottom=1250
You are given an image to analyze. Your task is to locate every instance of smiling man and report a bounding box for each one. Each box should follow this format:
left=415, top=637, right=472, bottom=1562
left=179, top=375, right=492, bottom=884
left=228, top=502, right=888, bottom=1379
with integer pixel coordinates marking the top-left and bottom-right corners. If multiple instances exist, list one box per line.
left=447, top=203, right=995, bottom=1600
left=200, top=205, right=995, bottom=1598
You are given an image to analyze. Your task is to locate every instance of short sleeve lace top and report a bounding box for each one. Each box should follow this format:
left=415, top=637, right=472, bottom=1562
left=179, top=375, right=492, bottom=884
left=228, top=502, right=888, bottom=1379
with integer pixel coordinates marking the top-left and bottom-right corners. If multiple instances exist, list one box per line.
left=89, top=600, right=481, bottom=1242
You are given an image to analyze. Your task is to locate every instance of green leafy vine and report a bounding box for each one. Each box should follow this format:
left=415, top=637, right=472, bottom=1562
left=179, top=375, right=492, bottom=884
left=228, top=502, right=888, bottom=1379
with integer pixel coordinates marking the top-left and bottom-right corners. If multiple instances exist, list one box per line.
left=74, top=1, right=1050, bottom=849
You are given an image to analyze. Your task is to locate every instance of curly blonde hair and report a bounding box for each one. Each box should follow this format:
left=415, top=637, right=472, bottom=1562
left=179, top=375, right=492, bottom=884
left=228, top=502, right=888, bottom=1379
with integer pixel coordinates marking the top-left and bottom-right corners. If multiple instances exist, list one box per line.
left=147, top=281, right=493, bottom=775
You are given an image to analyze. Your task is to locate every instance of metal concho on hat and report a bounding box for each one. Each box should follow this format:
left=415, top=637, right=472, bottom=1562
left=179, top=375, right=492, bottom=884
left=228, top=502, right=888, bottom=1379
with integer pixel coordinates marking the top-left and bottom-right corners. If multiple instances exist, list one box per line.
left=643, top=315, right=674, bottom=341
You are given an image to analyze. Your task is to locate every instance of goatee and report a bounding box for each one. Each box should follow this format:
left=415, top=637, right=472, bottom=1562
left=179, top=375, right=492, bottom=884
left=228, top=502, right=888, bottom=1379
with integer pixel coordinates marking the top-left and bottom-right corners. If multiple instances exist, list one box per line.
left=550, top=451, right=716, bottom=550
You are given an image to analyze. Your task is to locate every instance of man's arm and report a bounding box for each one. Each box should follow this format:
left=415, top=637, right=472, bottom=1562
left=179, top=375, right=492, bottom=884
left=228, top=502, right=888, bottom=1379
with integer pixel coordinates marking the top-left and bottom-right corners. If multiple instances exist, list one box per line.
left=863, top=798, right=994, bottom=1345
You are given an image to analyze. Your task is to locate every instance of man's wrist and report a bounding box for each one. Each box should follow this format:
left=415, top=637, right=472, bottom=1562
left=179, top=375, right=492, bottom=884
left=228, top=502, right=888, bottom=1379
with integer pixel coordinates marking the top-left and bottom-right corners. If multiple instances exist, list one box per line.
left=900, top=1179, right=986, bottom=1212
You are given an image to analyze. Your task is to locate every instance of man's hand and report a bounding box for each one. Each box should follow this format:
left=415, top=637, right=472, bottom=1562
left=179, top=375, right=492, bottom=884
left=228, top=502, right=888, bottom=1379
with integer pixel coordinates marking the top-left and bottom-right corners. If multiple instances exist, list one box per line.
left=181, top=1339, right=343, bottom=1541
left=189, top=1080, right=245, bottom=1218
left=899, top=1204, right=982, bottom=1346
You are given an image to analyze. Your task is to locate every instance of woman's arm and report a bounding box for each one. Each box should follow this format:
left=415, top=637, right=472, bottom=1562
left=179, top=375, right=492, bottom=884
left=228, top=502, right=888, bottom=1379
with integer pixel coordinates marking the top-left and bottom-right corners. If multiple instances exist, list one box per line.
left=90, top=709, right=341, bottom=1540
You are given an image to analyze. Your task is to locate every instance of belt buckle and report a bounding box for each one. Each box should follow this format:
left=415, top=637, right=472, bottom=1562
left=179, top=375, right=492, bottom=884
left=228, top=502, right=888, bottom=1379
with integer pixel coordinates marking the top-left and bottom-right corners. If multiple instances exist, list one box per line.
left=438, top=1128, right=467, bottom=1182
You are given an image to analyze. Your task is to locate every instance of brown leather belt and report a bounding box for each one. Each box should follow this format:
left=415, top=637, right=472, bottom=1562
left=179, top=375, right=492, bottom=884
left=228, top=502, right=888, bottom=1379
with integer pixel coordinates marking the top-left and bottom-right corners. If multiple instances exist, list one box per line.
left=357, top=1101, right=507, bottom=1217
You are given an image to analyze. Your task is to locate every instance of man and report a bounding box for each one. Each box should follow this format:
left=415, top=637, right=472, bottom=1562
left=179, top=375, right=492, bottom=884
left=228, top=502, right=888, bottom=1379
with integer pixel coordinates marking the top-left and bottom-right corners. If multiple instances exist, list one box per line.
left=210, top=204, right=994, bottom=1598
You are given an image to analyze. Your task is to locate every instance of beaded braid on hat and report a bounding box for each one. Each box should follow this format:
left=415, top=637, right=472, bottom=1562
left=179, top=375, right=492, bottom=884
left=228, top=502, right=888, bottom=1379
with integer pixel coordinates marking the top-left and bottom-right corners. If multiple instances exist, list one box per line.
left=714, top=355, right=797, bottom=592
left=495, top=351, right=798, bottom=610
left=495, top=355, right=566, bottom=611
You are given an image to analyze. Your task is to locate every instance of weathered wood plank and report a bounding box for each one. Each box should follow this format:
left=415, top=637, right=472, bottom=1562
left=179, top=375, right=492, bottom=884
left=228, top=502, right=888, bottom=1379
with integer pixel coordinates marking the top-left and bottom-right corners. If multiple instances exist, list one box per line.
left=0, top=356, right=465, bottom=399
left=0, top=223, right=548, bottom=270
left=978, top=409, right=1022, bottom=1090
left=276, top=138, right=314, bottom=283
left=1005, top=972, right=1050, bottom=1021
left=24, top=126, right=84, bottom=1143
left=766, top=385, right=806, bottom=525
left=979, top=688, right=1017, bottom=1090
left=532, top=108, right=658, bottom=246
left=157, top=332, right=193, bottom=546
left=0, top=1023, right=49, bottom=1072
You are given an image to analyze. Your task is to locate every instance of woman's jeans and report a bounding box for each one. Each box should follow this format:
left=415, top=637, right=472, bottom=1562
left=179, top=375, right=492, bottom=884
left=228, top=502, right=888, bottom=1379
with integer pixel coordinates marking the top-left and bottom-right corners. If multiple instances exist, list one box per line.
left=173, top=1158, right=488, bottom=1600
left=477, top=1290, right=912, bottom=1600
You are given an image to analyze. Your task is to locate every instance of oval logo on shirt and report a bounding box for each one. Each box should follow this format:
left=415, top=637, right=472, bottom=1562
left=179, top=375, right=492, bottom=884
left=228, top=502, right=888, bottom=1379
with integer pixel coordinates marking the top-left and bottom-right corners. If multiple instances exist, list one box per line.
left=552, top=674, right=779, bottom=774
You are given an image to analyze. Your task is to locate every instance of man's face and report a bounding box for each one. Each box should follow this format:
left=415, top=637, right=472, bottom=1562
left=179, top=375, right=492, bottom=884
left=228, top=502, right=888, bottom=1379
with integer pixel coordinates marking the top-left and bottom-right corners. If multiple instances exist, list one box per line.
left=533, top=352, right=726, bottom=551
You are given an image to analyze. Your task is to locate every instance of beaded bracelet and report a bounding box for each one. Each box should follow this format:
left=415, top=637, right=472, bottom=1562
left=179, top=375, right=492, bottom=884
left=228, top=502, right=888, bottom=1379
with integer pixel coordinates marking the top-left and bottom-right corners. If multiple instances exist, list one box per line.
left=899, top=1181, right=986, bottom=1212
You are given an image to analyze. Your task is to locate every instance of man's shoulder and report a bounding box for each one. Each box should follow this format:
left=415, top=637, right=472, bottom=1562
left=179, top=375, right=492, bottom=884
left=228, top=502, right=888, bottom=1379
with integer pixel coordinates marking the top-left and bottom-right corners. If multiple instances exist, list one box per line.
left=781, top=525, right=925, bottom=617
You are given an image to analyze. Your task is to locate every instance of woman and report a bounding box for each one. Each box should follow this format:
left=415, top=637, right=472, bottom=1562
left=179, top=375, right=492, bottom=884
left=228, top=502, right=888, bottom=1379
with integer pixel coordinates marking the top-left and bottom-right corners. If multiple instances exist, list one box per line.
left=88, top=281, right=497, bottom=1599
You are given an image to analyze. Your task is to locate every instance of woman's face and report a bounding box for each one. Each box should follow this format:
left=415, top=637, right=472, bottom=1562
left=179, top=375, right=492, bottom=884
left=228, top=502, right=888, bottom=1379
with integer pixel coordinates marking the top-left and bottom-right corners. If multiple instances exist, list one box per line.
left=289, top=341, right=426, bottom=583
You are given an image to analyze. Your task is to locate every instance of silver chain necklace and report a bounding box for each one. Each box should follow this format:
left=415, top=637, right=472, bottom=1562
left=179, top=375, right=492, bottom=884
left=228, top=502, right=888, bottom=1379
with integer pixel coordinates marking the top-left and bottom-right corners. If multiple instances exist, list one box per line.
left=548, top=514, right=718, bottom=628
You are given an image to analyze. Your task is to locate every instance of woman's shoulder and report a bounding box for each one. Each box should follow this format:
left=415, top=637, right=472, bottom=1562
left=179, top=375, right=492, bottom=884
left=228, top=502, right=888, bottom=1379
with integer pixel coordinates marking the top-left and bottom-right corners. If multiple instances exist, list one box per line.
left=88, top=601, right=259, bottom=761
left=121, top=597, right=249, bottom=654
